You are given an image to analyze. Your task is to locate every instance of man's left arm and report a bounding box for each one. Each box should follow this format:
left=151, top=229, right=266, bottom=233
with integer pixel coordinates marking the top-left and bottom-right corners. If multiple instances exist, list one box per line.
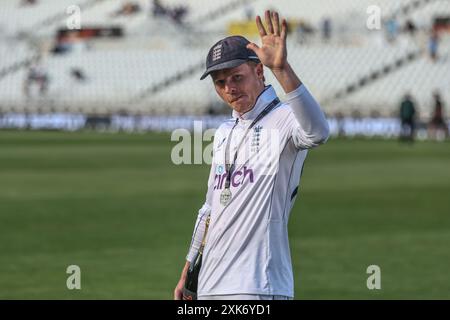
left=272, top=64, right=329, bottom=146
left=247, top=10, right=329, bottom=146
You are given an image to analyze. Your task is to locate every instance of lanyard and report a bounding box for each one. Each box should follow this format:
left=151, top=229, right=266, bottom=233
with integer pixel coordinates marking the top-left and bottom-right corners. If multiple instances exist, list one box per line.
left=223, top=97, right=280, bottom=189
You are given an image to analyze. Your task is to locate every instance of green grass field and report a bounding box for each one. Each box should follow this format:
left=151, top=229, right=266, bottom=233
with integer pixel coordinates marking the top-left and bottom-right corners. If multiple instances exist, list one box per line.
left=0, top=130, right=449, bottom=299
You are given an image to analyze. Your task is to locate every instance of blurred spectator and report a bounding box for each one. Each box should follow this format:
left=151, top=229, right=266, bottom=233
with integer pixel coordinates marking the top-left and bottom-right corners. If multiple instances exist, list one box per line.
left=296, top=22, right=306, bottom=45
left=385, top=17, right=399, bottom=43
left=296, top=21, right=314, bottom=45
left=170, top=5, right=188, bottom=24
left=399, top=94, right=417, bottom=142
left=51, top=42, right=71, bottom=55
left=404, top=19, right=417, bottom=36
left=244, top=4, right=254, bottom=21
left=151, top=0, right=188, bottom=25
left=335, top=112, right=345, bottom=137
left=112, top=2, right=141, bottom=17
left=321, top=17, right=332, bottom=41
left=52, top=30, right=88, bottom=55
left=428, top=29, right=439, bottom=62
left=428, top=91, right=448, bottom=140
left=23, top=62, right=49, bottom=98
left=71, top=67, right=87, bottom=83
left=20, top=0, right=37, bottom=6
left=152, top=0, right=167, bottom=17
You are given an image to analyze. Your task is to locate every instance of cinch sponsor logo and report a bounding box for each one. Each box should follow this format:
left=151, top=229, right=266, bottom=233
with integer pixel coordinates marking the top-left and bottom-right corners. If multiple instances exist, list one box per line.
left=213, top=166, right=254, bottom=190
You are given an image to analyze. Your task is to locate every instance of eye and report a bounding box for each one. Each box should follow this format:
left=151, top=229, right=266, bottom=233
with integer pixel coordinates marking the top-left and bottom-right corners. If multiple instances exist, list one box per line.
left=233, top=74, right=242, bottom=81
left=215, top=79, right=225, bottom=86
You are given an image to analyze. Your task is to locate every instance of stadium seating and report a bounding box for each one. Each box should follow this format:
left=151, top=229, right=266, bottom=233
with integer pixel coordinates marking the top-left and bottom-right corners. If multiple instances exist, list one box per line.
left=334, top=50, right=450, bottom=118
left=0, top=0, right=96, bottom=36
left=0, top=0, right=449, bottom=118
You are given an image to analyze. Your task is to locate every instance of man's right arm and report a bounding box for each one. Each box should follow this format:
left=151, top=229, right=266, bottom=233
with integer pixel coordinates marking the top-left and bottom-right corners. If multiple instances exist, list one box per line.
left=185, top=202, right=212, bottom=262
left=174, top=132, right=217, bottom=299
left=185, top=125, right=219, bottom=262
left=174, top=260, right=190, bottom=300
left=174, top=189, right=213, bottom=299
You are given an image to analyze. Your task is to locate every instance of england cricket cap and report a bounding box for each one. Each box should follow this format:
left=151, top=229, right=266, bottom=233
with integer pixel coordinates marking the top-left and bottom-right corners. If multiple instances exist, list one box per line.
left=200, top=35, right=260, bottom=80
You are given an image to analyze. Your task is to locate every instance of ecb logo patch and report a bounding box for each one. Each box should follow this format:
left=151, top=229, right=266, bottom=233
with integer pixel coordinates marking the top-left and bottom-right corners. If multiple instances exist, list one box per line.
left=216, top=165, right=224, bottom=175
left=251, top=125, right=262, bottom=153
left=212, top=44, right=222, bottom=61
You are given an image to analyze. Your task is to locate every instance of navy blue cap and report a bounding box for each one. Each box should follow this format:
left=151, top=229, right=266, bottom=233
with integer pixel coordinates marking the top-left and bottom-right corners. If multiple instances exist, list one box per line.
left=200, top=36, right=260, bottom=80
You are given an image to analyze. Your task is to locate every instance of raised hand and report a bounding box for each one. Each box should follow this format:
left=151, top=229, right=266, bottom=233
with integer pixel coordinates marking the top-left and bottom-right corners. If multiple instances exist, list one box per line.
left=247, top=10, right=288, bottom=71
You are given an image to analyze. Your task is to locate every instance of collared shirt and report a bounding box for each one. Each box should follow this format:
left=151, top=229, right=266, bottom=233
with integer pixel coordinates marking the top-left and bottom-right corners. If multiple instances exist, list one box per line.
left=187, top=84, right=329, bottom=298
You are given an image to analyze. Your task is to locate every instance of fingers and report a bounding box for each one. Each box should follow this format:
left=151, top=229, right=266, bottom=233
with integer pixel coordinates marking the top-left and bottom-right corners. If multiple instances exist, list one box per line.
left=257, top=10, right=285, bottom=39
left=246, top=42, right=261, bottom=56
left=255, top=15, right=267, bottom=37
left=281, top=18, right=287, bottom=41
left=272, top=11, right=280, bottom=36
left=265, top=10, right=274, bottom=34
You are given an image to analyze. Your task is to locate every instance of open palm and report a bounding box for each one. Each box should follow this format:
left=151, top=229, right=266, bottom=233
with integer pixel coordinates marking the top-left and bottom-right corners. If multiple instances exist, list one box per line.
left=247, top=10, right=288, bottom=70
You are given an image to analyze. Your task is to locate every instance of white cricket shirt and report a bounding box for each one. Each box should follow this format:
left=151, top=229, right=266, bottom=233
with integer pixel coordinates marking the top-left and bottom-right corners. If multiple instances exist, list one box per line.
left=186, top=84, right=329, bottom=298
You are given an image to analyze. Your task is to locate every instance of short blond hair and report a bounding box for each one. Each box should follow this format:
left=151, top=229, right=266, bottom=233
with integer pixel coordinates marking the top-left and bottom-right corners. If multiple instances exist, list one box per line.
left=246, top=61, right=265, bottom=83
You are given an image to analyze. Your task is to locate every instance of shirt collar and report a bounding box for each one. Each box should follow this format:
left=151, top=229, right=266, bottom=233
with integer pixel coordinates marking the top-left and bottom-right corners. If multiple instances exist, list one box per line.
left=232, top=85, right=278, bottom=121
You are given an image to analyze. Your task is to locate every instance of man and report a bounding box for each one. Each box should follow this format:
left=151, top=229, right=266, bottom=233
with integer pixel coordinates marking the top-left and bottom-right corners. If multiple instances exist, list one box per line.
left=399, top=93, right=416, bottom=142
left=428, top=29, right=439, bottom=62
left=428, top=91, right=448, bottom=140
left=174, top=10, right=329, bottom=300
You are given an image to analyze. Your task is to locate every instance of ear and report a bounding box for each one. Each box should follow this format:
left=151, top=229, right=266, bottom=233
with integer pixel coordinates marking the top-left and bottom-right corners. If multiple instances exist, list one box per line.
left=256, top=63, right=265, bottom=82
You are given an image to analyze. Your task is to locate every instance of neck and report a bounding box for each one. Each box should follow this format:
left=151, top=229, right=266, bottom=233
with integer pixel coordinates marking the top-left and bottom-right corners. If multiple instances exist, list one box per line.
left=238, top=104, right=254, bottom=117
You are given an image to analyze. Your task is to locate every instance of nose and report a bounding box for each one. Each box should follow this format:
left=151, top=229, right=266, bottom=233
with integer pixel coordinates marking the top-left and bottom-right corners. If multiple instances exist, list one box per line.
left=224, top=80, right=237, bottom=94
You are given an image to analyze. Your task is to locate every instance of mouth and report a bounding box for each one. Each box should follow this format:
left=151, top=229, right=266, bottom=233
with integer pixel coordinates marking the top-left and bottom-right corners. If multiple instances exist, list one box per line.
left=230, top=95, right=244, bottom=103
